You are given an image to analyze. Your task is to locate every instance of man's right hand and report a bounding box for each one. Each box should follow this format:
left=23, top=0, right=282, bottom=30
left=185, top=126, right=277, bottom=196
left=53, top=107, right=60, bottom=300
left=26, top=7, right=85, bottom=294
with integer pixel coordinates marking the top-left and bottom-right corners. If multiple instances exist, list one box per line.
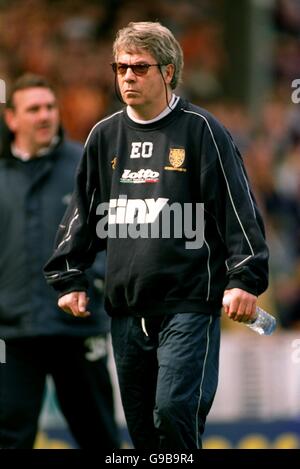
left=58, top=291, right=91, bottom=318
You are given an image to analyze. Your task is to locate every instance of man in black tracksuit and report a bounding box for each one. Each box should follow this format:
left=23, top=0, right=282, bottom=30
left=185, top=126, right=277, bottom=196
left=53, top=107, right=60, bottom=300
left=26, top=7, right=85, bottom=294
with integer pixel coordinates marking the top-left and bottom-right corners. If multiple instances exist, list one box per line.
left=44, top=22, right=269, bottom=449
left=0, top=74, right=119, bottom=449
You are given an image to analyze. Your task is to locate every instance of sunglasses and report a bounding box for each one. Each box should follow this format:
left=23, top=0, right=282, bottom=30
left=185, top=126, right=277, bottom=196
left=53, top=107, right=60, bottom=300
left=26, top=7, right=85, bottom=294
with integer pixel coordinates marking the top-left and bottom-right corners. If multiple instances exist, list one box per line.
left=111, top=62, right=162, bottom=76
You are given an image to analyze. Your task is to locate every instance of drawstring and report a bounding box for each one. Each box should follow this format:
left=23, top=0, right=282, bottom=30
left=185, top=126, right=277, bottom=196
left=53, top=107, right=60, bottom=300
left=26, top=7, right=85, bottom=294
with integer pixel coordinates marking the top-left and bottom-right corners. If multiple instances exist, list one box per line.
left=141, top=317, right=149, bottom=337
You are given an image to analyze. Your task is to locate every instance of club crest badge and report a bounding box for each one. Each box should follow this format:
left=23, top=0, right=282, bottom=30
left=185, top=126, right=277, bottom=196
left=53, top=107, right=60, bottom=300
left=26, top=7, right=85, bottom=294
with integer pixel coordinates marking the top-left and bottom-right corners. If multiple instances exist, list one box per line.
left=165, top=148, right=187, bottom=172
left=169, top=148, right=185, bottom=167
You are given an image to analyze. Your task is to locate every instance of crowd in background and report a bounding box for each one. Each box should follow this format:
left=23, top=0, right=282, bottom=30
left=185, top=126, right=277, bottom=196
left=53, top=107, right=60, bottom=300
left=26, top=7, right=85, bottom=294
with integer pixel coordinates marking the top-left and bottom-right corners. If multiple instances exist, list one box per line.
left=0, top=0, right=299, bottom=329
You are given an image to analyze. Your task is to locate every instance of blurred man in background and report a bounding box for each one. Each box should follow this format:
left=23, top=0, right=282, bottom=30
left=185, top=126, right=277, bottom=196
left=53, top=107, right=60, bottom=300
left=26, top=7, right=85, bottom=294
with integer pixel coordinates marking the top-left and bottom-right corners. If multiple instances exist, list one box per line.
left=0, top=73, right=120, bottom=449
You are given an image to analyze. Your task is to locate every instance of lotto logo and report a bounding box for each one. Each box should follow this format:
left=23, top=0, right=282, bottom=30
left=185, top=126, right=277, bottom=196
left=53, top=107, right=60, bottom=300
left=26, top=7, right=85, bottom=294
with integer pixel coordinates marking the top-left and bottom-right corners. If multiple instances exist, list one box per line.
left=120, top=169, right=159, bottom=184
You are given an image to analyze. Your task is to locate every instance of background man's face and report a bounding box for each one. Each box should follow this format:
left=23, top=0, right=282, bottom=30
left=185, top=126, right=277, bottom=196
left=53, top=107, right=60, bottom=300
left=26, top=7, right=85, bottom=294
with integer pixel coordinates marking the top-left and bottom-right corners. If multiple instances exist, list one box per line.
left=5, top=87, right=59, bottom=153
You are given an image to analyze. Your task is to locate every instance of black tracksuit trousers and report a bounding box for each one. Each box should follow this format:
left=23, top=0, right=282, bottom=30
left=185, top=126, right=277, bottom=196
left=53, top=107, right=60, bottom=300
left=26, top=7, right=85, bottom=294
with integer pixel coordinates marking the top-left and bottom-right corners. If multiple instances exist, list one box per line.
left=0, top=336, right=120, bottom=449
left=111, top=312, right=220, bottom=450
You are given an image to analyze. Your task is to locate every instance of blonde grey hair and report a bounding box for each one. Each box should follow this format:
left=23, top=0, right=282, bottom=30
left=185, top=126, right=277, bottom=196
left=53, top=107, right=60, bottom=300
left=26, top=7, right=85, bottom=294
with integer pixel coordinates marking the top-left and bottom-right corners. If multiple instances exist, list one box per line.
left=113, top=21, right=184, bottom=90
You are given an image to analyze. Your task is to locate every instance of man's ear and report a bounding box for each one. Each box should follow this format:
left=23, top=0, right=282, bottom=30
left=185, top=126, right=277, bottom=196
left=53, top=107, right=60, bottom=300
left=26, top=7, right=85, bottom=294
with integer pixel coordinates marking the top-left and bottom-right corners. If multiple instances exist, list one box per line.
left=4, top=108, right=17, bottom=132
left=163, top=64, right=175, bottom=86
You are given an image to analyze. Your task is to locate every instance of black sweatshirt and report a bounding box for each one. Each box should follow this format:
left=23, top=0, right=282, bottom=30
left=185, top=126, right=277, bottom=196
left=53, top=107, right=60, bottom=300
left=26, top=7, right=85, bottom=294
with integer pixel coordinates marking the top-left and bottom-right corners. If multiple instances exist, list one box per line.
left=0, top=135, right=109, bottom=338
left=44, top=98, right=269, bottom=317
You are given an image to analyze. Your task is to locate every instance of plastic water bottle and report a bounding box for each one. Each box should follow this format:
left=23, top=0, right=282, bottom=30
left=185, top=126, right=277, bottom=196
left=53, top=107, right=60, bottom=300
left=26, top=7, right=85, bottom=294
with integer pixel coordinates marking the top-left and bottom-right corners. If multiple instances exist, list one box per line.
left=245, top=306, right=277, bottom=335
left=223, top=295, right=276, bottom=336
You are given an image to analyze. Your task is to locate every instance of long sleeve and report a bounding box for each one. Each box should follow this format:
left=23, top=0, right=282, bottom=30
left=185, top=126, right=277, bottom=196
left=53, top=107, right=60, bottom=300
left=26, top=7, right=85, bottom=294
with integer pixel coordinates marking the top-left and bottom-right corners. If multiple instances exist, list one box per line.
left=44, top=142, right=104, bottom=297
left=199, top=116, right=269, bottom=296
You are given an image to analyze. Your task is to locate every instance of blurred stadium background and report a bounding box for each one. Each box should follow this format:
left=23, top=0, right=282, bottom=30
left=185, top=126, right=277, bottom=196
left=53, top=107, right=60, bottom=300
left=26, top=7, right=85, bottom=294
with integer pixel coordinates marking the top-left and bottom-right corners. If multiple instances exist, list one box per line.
left=0, top=0, right=300, bottom=449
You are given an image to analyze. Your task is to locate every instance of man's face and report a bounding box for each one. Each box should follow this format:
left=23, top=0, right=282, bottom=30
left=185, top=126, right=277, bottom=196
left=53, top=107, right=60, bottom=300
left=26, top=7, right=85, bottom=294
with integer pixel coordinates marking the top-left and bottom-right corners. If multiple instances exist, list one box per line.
left=115, top=49, right=174, bottom=119
left=5, top=87, right=59, bottom=155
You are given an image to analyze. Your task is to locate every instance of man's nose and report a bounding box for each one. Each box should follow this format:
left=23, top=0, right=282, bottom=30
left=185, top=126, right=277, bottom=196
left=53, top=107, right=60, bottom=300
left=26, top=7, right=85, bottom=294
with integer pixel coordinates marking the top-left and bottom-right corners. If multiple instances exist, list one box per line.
left=38, top=107, right=51, bottom=120
left=124, top=67, right=136, bottom=80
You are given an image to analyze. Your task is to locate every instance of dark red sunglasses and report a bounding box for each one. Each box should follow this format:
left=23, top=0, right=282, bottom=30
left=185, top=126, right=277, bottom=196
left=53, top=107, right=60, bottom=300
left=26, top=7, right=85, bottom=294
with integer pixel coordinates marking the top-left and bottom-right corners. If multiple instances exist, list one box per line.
left=111, top=62, right=162, bottom=76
